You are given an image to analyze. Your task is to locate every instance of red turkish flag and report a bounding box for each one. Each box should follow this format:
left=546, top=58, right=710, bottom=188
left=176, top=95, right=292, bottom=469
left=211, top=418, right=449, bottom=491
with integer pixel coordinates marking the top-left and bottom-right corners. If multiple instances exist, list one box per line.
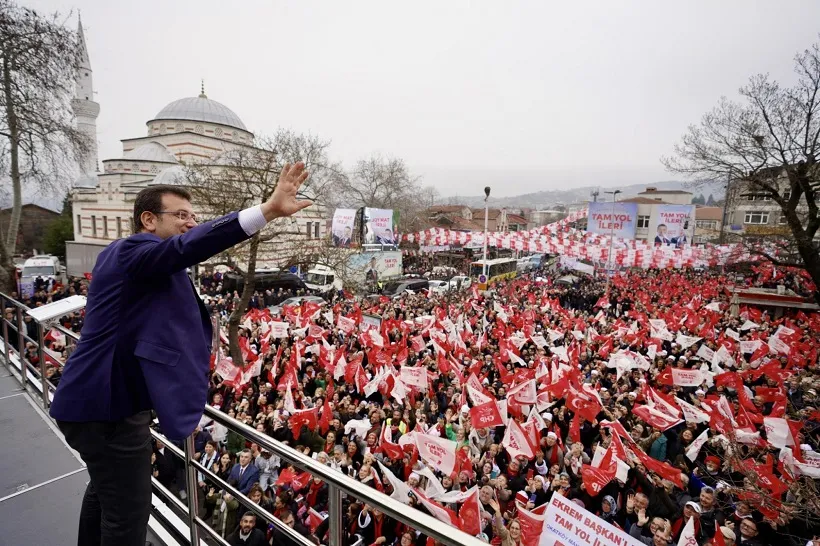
left=515, top=504, right=546, bottom=546
left=307, top=508, right=327, bottom=533
left=632, top=404, right=682, bottom=432
left=289, top=407, right=318, bottom=439
left=457, top=488, right=482, bottom=536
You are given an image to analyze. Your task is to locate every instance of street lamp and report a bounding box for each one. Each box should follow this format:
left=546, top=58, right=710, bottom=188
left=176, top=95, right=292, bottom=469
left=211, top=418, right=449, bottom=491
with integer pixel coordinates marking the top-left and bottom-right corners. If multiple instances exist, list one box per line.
left=604, top=189, right=621, bottom=291
left=483, top=186, right=491, bottom=278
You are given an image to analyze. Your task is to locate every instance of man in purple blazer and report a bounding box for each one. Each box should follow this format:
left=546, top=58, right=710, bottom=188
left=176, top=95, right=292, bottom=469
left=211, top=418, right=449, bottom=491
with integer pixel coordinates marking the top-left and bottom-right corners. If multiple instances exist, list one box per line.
left=51, top=162, right=311, bottom=546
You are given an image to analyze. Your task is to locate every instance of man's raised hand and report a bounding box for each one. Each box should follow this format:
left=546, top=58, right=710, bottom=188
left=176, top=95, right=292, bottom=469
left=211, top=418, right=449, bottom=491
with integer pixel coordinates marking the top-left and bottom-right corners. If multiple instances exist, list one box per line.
left=262, top=161, right=312, bottom=221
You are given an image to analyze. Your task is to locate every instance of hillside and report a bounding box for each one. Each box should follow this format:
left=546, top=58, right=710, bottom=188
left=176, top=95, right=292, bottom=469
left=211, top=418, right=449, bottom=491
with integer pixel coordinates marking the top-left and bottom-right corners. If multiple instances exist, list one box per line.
left=440, top=180, right=725, bottom=209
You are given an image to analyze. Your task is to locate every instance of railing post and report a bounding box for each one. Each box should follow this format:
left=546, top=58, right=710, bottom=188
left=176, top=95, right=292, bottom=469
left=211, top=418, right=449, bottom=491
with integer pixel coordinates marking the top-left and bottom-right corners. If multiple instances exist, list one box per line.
left=17, top=307, right=26, bottom=387
left=36, top=322, right=49, bottom=410
left=183, top=435, right=200, bottom=546
left=328, top=484, right=343, bottom=546
left=1, top=306, right=10, bottom=381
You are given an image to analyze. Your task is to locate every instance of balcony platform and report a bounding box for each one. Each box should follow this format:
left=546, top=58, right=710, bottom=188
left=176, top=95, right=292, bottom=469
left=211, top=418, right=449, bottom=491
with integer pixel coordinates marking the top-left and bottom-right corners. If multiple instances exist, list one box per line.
left=0, top=371, right=165, bottom=545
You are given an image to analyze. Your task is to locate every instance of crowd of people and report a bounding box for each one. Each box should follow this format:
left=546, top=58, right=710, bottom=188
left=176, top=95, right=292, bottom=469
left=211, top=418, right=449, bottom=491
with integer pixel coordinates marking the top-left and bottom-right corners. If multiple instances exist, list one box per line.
left=5, top=262, right=820, bottom=546
left=156, top=262, right=820, bottom=546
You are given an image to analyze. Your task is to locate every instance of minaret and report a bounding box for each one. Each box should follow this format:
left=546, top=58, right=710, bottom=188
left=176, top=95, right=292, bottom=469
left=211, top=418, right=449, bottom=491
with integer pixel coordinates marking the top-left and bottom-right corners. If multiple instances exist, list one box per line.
left=71, top=14, right=100, bottom=181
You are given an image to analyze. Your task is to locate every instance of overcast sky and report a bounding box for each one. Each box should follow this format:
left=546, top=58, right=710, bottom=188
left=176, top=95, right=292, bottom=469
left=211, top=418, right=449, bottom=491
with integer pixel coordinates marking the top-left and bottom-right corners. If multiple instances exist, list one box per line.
left=22, top=0, right=820, bottom=198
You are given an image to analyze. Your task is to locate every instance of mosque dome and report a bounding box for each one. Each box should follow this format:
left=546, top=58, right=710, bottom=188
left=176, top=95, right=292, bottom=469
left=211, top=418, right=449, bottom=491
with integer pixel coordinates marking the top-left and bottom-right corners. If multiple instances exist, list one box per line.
left=150, top=165, right=186, bottom=186
left=125, top=141, right=177, bottom=163
left=150, top=93, right=247, bottom=131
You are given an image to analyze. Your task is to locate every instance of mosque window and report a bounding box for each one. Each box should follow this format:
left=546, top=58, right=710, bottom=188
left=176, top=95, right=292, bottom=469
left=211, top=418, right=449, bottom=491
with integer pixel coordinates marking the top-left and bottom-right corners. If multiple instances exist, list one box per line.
left=176, top=123, right=183, bottom=132
left=132, top=163, right=139, bottom=172
left=150, top=165, right=159, bottom=174
left=159, top=124, right=166, bottom=134
left=195, top=124, right=204, bottom=134
left=117, top=163, right=123, bottom=170
left=232, top=131, right=237, bottom=140
left=214, top=127, right=223, bottom=138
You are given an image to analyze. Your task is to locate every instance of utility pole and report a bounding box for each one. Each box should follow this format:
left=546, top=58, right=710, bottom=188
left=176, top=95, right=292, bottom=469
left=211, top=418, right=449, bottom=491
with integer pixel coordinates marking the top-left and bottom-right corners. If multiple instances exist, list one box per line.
left=483, top=186, right=491, bottom=278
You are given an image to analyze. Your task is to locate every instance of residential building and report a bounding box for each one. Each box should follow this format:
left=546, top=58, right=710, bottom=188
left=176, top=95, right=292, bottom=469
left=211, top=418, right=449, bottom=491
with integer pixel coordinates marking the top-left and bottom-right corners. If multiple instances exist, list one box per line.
left=426, top=206, right=529, bottom=232
left=724, top=173, right=797, bottom=241
left=694, top=206, right=723, bottom=243
left=528, top=209, right=566, bottom=227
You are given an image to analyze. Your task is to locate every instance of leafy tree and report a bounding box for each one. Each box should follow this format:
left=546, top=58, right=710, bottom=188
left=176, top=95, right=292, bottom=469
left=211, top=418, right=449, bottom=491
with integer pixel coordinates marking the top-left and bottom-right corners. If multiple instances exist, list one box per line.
left=42, top=194, right=72, bottom=259
left=706, top=193, right=716, bottom=206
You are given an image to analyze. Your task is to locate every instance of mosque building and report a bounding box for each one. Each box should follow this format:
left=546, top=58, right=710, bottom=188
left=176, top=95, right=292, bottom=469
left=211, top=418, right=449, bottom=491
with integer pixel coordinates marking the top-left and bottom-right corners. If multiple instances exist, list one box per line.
left=67, top=19, right=327, bottom=277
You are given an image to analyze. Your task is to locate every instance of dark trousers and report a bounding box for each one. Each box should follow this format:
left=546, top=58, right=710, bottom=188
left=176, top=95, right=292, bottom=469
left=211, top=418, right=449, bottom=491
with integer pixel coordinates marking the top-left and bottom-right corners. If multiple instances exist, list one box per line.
left=58, top=411, right=153, bottom=546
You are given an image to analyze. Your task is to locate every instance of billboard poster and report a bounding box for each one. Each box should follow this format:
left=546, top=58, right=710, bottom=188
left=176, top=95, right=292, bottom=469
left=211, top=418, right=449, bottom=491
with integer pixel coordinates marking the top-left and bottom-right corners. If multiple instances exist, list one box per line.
left=347, top=251, right=402, bottom=283
left=363, top=208, right=396, bottom=245
left=651, top=204, right=695, bottom=247
left=331, top=208, right=356, bottom=247
left=586, top=202, right=638, bottom=239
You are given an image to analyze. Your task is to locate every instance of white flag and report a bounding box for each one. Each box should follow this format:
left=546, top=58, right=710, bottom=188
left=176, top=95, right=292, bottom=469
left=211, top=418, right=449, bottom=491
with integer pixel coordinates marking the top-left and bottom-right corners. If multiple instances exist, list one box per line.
left=686, top=429, right=709, bottom=462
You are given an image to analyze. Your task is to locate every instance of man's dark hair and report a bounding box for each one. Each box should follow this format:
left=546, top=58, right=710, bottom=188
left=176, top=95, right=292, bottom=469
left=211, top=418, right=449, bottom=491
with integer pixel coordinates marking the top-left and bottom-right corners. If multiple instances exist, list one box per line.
left=241, top=511, right=256, bottom=520
left=133, top=185, right=192, bottom=232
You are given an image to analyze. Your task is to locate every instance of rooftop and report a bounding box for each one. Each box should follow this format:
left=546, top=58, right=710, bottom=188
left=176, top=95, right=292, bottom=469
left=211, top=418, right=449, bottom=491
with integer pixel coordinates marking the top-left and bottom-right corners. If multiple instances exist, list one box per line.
left=638, top=188, right=693, bottom=195
left=619, top=197, right=670, bottom=205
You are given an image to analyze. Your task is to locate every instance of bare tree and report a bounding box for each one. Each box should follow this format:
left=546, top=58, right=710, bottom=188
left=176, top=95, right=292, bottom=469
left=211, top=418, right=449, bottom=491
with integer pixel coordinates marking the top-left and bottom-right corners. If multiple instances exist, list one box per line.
left=334, top=154, right=438, bottom=233
left=0, top=1, right=89, bottom=290
left=186, top=130, right=340, bottom=363
left=663, top=41, right=820, bottom=300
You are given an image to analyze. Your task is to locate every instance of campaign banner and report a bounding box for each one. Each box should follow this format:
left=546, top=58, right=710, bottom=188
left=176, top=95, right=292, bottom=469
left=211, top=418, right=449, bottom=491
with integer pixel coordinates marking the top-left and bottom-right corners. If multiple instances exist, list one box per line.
left=651, top=204, right=695, bottom=247
left=269, top=321, right=289, bottom=339
left=671, top=368, right=703, bottom=387
left=363, top=208, right=396, bottom=244
left=399, top=366, right=428, bottom=390
left=19, top=280, right=34, bottom=299
left=540, top=493, right=642, bottom=546
left=347, top=251, right=402, bottom=283
left=586, top=202, right=638, bottom=239
left=331, top=209, right=357, bottom=247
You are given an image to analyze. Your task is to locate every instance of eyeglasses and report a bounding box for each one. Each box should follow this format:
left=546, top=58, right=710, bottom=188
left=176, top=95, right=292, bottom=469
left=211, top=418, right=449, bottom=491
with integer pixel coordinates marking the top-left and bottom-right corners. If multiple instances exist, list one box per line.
left=155, top=210, right=198, bottom=223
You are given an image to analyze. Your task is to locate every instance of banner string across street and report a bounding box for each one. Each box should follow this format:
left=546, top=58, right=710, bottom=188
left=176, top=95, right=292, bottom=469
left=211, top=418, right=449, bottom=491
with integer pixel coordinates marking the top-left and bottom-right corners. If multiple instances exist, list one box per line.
left=401, top=208, right=759, bottom=269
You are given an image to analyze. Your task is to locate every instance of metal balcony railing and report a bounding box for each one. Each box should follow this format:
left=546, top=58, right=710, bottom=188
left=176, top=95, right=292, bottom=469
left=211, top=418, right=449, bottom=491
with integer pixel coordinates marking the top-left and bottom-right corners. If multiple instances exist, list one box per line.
left=0, top=292, right=484, bottom=546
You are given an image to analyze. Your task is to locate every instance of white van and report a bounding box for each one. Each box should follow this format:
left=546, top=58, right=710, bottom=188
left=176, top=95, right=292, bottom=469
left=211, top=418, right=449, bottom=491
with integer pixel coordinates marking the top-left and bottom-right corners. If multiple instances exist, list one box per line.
left=304, top=264, right=341, bottom=293
left=21, top=255, right=67, bottom=287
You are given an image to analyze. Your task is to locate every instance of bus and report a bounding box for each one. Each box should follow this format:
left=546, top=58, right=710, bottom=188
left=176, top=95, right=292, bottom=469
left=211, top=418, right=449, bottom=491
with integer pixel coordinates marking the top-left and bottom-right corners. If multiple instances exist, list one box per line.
left=469, top=258, right=518, bottom=290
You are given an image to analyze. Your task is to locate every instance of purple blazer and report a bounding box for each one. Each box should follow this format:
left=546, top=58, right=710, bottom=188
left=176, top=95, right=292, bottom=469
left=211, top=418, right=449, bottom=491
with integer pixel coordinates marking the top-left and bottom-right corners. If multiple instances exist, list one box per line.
left=50, top=211, right=250, bottom=440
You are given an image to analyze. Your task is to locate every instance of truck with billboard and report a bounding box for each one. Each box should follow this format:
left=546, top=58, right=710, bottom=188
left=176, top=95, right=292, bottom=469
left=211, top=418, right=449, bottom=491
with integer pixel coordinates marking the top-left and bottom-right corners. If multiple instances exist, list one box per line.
left=306, top=250, right=403, bottom=295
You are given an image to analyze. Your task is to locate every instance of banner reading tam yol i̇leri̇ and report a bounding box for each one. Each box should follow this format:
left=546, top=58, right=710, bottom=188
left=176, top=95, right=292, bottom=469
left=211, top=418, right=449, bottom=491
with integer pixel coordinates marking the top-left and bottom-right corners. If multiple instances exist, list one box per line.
left=650, top=204, right=695, bottom=246
left=586, top=202, right=638, bottom=239
left=540, top=493, right=643, bottom=546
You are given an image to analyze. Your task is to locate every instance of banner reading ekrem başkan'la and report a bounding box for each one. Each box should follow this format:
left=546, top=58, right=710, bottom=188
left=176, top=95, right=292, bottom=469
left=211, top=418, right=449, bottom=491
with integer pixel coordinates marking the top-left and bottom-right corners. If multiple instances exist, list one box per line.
left=586, top=202, right=638, bottom=239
